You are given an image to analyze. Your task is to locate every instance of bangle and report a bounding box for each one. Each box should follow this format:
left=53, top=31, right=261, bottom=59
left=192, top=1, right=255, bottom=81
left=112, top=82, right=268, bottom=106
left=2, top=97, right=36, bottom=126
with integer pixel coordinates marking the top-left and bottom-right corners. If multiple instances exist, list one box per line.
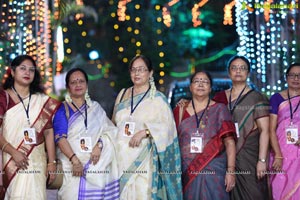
left=47, top=160, right=57, bottom=166
left=275, top=156, right=283, bottom=159
left=2, top=142, right=9, bottom=152
left=258, top=158, right=266, bottom=163
left=69, top=153, right=76, bottom=162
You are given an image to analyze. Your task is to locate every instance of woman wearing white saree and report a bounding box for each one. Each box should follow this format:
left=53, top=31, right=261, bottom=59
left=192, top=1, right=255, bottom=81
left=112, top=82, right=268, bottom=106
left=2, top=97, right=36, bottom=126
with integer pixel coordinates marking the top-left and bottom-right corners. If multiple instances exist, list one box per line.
left=53, top=68, right=119, bottom=200
left=113, top=55, right=182, bottom=200
left=0, top=55, right=60, bottom=199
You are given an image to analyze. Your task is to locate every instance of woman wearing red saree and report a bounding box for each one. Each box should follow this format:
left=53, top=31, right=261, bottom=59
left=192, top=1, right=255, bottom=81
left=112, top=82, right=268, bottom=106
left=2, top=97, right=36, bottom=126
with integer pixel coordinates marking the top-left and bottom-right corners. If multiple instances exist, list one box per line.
left=0, top=55, right=60, bottom=199
left=174, top=71, right=236, bottom=200
left=213, top=55, right=270, bottom=200
left=269, top=63, right=300, bottom=199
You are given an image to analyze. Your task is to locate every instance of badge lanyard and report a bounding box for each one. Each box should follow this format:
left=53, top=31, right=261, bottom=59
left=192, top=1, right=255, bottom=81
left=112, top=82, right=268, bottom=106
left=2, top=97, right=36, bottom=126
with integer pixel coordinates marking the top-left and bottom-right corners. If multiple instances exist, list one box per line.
left=71, top=101, right=88, bottom=133
left=229, top=85, right=247, bottom=115
left=287, top=90, right=300, bottom=125
left=130, top=86, right=150, bottom=116
left=191, top=98, right=210, bottom=130
left=12, top=86, right=32, bottom=126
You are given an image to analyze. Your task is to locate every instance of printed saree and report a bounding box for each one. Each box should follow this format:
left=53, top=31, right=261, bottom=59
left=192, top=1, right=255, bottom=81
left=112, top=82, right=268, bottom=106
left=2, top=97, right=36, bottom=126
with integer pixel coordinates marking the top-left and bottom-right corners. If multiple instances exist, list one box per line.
left=113, top=89, right=182, bottom=200
left=54, top=101, right=119, bottom=200
left=1, top=91, right=60, bottom=200
left=213, top=90, right=270, bottom=200
left=269, top=94, right=300, bottom=200
left=174, top=102, right=235, bottom=200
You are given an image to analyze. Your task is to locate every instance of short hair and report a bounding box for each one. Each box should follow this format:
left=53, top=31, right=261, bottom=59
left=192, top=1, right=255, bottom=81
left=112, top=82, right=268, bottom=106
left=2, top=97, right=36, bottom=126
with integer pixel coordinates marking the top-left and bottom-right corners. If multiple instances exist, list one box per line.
left=65, top=68, right=89, bottom=88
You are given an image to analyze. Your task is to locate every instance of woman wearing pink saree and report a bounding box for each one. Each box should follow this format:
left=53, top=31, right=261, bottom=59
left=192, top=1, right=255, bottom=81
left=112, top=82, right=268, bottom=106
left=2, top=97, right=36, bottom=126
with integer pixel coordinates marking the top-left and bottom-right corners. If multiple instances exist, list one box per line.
left=269, top=63, right=300, bottom=200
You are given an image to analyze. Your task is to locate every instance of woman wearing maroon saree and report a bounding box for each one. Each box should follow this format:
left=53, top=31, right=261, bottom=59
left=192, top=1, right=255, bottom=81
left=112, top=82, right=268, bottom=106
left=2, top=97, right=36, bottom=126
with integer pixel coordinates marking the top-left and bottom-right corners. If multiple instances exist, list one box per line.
left=174, top=71, right=236, bottom=200
left=213, top=55, right=270, bottom=200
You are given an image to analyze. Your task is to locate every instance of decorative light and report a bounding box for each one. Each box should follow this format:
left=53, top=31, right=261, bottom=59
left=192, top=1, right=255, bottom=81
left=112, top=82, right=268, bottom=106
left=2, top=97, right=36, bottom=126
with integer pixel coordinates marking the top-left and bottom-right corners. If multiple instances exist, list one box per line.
left=192, top=0, right=209, bottom=27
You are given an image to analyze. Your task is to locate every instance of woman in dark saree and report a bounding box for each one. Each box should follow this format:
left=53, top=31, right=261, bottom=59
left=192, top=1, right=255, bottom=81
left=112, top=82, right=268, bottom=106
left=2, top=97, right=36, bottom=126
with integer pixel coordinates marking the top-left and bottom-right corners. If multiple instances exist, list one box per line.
left=174, top=71, right=236, bottom=200
left=213, top=55, right=270, bottom=200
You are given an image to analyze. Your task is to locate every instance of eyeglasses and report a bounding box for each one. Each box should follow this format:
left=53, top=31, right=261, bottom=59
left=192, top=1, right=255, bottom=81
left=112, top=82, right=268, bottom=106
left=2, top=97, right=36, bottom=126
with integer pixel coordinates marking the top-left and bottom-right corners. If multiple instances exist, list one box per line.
left=130, top=67, right=148, bottom=74
left=69, top=79, right=86, bottom=86
left=192, top=79, right=210, bottom=86
left=17, top=65, right=36, bottom=73
left=230, top=65, right=248, bottom=72
left=287, top=73, right=300, bottom=80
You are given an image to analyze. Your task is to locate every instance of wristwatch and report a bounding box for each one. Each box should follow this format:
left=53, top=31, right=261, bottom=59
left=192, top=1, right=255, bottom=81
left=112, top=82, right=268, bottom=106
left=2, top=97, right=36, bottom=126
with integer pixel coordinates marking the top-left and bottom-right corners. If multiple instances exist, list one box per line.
left=145, top=129, right=151, bottom=137
left=258, top=158, right=266, bottom=163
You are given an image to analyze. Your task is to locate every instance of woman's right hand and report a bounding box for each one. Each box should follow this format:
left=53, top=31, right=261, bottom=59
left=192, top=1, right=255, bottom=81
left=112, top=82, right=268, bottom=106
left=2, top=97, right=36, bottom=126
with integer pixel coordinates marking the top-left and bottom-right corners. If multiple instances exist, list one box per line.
left=12, top=150, right=29, bottom=170
left=72, top=157, right=83, bottom=177
left=272, top=157, right=283, bottom=171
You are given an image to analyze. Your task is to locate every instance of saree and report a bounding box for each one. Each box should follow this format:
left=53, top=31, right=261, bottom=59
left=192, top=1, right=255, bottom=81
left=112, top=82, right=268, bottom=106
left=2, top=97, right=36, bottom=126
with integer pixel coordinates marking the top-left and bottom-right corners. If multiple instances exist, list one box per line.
left=174, top=102, right=235, bottom=200
left=53, top=101, right=119, bottom=200
left=113, top=89, right=182, bottom=200
left=0, top=91, right=60, bottom=200
left=269, top=94, right=300, bottom=200
left=213, top=90, right=270, bottom=200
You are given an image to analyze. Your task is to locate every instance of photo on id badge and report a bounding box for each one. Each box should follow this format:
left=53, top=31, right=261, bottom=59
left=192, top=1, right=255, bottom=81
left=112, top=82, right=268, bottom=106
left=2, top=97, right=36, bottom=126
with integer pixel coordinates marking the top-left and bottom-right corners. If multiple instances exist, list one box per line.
left=80, top=137, right=92, bottom=152
left=190, top=137, right=203, bottom=153
left=123, top=122, right=135, bottom=137
left=23, top=128, right=36, bottom=145
left=286, top=128, right=298, bottom=144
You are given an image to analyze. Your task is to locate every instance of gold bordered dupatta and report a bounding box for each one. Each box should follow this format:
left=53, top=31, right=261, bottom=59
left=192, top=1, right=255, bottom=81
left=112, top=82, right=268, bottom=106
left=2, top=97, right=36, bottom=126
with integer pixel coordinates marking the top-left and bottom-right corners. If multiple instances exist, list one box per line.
left=2, top=94, right=60, bottom=189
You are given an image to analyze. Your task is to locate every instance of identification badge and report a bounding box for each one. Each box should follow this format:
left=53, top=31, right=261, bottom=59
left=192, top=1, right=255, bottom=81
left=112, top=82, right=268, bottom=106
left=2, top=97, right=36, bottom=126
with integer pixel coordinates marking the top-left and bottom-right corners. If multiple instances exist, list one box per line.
left=123, top=122, right=135, bottom=137
left=285, top=125, right=298, bottom=144
left=190, top=131, right=203, bottom=153
left=23, top=128, right=36, bottom=145
left=234, top=122, right=240, bottom=138
left=80, top=137, right=92, bottom=152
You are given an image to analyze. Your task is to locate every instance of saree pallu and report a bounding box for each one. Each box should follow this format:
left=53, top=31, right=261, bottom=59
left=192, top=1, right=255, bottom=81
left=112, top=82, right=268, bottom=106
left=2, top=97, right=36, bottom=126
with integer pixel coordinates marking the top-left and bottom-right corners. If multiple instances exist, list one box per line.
left=269, top=95, right=300, bottom=200
left=214, top=90, right=270, bottom=200
left=113, top=90, right=182, bottom=200
left=56, top=101, right=119, bottom=200
left=2, top=93, right=60, bottom=200
left=176, top=103, right=235, bottom=200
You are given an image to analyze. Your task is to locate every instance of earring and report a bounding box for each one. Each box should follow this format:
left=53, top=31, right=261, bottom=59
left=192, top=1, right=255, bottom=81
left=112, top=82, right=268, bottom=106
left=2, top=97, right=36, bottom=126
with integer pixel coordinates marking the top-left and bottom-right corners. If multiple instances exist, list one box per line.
left=65, top=91, right=72, bottom=103
left=85, top=89, right=92, bottom=106
left=149, top=76, right=156, bottom=99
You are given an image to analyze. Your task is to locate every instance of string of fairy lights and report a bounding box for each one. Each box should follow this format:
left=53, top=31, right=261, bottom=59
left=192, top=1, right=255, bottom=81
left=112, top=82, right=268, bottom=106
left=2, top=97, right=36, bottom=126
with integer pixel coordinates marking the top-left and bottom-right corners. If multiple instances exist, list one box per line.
left=0, top=0, right=53, bottom=92
left=234, top=0, right=299, bottom=96
left=1, top=0, right=298, bottom=95
left=113, top=0, right=167, bottom=91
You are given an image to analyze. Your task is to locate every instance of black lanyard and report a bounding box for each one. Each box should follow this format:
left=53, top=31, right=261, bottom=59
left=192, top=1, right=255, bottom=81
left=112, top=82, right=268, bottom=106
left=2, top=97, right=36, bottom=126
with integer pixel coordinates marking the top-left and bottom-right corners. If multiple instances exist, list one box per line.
left=71, top=101, right=88, bottom=131
left=12, top=86, right=31, bottom=125
left=192, top=98, right=210, bottom=129
left=229, top=85, right=247, bottom=114
left=130, top=87, right=150, bottom=115
left=287, top=90, right=300, bottom=123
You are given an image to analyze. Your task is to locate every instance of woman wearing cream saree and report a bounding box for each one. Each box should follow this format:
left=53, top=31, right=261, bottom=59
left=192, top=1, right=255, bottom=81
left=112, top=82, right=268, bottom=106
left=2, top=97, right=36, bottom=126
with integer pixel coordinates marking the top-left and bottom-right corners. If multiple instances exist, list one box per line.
left=113, top=55, right=182, bottom=200
left=0, top=55, right=60, bottom=199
